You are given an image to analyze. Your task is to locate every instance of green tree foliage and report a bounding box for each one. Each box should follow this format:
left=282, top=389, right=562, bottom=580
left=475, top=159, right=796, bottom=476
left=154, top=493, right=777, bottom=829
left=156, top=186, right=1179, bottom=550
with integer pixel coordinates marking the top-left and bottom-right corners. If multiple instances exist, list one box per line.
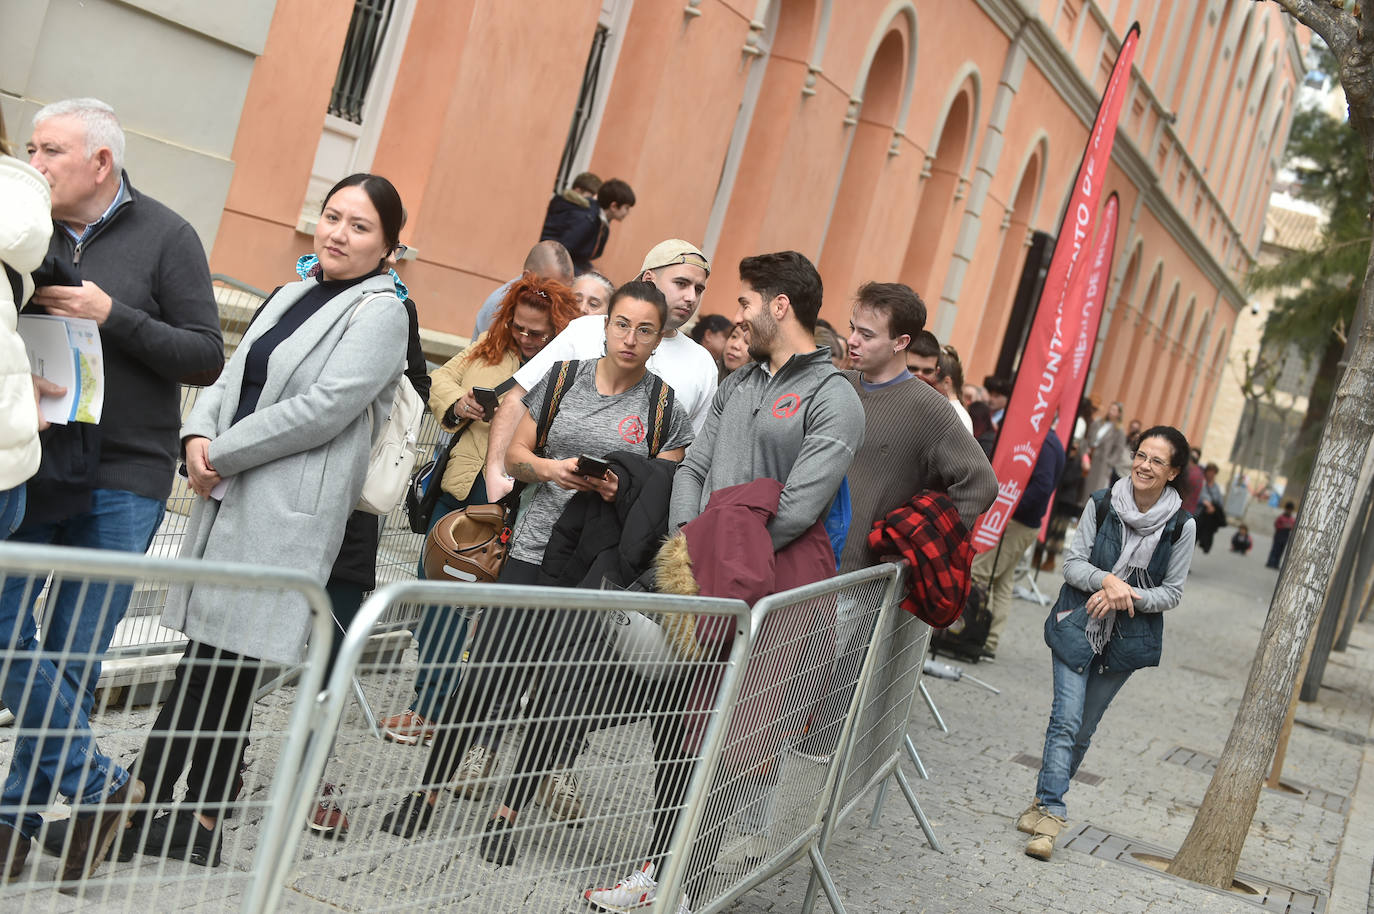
left=1245, top=62, right=1368, bottom=488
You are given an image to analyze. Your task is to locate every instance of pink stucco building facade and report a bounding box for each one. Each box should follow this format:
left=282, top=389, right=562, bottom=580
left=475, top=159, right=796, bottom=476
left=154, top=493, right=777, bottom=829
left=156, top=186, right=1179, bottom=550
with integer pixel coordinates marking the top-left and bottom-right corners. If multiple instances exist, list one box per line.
left=208, top=0, right=1304, bottom=445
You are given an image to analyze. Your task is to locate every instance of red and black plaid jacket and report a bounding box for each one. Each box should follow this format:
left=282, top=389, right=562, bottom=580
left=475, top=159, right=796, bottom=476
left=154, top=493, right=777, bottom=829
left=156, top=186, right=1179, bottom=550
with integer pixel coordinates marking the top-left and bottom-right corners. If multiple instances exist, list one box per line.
left=867, top=491, right=974, bottom=628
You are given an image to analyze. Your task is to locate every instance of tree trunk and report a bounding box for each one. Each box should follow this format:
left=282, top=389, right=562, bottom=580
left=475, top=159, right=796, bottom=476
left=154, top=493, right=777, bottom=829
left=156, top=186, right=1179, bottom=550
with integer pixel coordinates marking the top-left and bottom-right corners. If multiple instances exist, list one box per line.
left=1278, top=335, right=1343, bottom=504
left=1167, top=230, right=1374, bottom=886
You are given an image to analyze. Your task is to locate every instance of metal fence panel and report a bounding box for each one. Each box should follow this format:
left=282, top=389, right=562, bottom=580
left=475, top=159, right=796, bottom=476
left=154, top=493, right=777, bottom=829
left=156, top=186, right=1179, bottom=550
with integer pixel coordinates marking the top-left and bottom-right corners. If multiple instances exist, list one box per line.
left=668, top=564, right=903, bottom=914
left=829, top=608, right=932, bottom=829
left=0, top=542, right=334, bottom=914
left=275, top=579, right=753, bottom=914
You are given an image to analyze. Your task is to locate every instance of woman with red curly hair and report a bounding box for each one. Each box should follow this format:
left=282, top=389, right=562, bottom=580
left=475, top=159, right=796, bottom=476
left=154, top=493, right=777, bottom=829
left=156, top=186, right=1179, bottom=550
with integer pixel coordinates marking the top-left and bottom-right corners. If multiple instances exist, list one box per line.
left=379, top=272, right=578, bottom=746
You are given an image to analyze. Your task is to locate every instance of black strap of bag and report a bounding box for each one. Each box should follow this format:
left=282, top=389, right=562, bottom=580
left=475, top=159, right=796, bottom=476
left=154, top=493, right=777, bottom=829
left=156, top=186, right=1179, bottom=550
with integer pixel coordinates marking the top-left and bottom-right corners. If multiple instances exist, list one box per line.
left=644, top=372, right=674, bottom=459
left=496, top=359, right=581, bottom=513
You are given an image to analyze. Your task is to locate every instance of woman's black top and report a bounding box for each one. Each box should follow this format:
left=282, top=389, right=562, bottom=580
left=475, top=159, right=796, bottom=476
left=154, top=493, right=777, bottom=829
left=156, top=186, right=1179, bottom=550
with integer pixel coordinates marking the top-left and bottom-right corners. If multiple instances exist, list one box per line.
left=232, top=271, right=376, bottom=425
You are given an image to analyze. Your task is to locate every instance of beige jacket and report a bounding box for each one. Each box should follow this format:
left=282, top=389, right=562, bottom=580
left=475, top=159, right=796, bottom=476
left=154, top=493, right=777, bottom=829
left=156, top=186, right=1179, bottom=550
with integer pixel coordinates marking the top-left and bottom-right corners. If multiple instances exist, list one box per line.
left=428, top=332, right=521, bottom=501
left=0, top=155, right=53, bottom=490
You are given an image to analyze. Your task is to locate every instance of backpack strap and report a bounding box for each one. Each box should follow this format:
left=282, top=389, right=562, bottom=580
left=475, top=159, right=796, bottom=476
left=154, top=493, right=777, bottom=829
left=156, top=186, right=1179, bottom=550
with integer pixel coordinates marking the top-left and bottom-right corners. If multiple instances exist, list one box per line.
left=1094, top=489, right=1110, bottom=531
left=535, top=359, right=580, bottom=453
left=644, top=372, right=674, bottom=458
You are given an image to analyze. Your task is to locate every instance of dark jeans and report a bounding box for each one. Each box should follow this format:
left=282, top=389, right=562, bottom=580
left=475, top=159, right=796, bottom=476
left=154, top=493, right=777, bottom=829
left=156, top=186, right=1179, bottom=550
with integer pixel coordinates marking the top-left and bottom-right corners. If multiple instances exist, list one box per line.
left=0, top=488, right=163, bottom=836
left=134, top=641, right=263, bottom=819
left=0, top=485, right=23, bottom=539
left=1266, top=527, right=1291, bottom=569
left=412, top=478, right=485, bottom=720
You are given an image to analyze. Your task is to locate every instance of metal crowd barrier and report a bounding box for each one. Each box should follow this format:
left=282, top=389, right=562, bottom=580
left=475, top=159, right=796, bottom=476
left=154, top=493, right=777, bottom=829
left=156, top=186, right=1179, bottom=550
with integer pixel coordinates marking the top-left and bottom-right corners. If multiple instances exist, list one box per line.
left=670, top=564, right=903, bottom=914
left=800, top=606, right=939, bottom=914
left=0, top=541, right=334, bottom=914
left=277, top=579, right=754, bottom=914
left=4, top=551, right=929, bottom=913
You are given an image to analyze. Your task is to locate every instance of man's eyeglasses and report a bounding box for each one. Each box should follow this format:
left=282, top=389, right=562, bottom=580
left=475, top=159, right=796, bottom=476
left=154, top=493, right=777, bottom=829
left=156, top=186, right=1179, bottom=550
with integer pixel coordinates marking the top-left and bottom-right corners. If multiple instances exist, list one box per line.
left=508, top=321, right=551, bottom=342
left=607, top=318, right=661, bottom=345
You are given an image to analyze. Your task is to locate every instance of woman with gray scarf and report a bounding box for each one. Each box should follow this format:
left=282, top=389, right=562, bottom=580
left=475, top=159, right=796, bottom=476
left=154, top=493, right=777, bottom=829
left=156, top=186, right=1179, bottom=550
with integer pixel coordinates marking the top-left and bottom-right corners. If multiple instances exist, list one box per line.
left=1016, top=425, right=1195, bottom=861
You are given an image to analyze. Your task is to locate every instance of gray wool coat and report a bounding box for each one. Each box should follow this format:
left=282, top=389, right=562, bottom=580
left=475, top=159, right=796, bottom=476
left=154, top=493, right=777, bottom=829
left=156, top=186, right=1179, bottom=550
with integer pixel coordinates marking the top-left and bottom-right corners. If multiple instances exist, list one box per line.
left=162, top=273, right=408, bottom=664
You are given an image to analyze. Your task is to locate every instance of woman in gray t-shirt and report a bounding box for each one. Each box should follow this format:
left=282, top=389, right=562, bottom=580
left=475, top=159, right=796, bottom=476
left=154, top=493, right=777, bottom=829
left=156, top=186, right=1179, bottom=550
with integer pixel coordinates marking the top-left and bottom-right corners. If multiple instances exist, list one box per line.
left=381, top=280, right=692, bottom=854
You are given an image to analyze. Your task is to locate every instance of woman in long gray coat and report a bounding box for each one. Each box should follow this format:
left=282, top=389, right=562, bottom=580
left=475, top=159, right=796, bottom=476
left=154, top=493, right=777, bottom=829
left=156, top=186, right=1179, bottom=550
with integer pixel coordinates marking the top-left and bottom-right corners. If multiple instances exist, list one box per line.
left=126, top=174, right=410, bottom=867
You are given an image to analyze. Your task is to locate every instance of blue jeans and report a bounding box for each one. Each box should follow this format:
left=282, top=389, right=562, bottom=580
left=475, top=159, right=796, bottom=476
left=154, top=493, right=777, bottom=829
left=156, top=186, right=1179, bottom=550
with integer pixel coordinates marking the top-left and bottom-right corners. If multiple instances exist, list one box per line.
left=412, top=488, right=471, bottom=721
left=1035, top=655, right=1133, bottom=818
left=0, top=486, right=24, bottom=539
left=0, top=488, right=164, bottom=835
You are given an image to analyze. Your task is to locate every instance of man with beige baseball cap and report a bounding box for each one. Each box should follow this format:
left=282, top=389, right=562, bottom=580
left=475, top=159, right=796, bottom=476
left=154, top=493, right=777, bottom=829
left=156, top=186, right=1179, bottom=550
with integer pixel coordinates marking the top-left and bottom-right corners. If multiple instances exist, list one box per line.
left=484, top=238, right=718, bottom=496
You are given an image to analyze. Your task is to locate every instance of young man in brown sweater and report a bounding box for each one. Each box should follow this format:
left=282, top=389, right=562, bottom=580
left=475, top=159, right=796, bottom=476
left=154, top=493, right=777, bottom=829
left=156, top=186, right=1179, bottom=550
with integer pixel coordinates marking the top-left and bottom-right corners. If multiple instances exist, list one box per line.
left=790, top=282, right=996, bottom=766
left=840, top=281, right=997, bottom=574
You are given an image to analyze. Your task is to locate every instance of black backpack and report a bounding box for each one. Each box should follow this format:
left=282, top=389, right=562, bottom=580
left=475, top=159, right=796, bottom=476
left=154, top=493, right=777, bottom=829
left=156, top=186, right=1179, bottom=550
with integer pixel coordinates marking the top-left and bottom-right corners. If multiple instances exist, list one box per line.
left=930, top=580, right=992, bottom=663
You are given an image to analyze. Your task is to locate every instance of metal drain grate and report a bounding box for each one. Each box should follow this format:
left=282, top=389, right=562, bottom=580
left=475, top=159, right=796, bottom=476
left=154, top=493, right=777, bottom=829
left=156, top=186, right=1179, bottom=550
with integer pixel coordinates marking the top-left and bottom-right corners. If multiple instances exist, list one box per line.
left=1009, top=752, right=1104, bottom=786
left=1060, top=823, right=1328, bottom=914
left=1160, top=746, right=1351, bottom=815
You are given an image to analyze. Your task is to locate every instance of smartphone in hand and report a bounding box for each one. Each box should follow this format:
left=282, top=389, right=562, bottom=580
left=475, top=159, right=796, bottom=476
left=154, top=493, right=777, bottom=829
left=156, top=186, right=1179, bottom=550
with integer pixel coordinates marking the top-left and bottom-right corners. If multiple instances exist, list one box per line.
left=473, top=386, right=500, bottom=420
left=574, top=454, right=611, bottom=478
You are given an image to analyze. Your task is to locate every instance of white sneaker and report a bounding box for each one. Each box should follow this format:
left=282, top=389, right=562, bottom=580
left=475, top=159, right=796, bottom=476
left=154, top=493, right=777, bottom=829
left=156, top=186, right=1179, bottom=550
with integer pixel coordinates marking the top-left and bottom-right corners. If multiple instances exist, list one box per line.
left=448, top=745, right=495, bottom=798
left=536, top=769, right=585, bottom=821
left=584, top=861, right=691, bottom=912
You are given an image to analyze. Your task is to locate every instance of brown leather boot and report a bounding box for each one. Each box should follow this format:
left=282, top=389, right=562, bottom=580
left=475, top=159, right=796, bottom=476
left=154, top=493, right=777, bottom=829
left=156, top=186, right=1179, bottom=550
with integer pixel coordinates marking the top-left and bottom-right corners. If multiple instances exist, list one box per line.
left=0, top=823, right=29, bottom=881
left=59, top=778, right=145, bottom=889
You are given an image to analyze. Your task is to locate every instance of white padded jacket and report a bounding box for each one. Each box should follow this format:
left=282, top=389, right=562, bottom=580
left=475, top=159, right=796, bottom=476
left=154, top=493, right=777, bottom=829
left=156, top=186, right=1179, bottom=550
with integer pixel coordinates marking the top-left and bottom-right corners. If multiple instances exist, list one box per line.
left=0, top=154, right=53, bottom=490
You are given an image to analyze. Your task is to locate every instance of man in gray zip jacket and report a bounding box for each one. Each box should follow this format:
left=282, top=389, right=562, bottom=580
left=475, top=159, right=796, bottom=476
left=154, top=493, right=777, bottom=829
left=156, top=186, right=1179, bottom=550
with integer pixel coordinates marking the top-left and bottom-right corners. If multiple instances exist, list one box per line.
left=670, top=250, right=864, bottom=550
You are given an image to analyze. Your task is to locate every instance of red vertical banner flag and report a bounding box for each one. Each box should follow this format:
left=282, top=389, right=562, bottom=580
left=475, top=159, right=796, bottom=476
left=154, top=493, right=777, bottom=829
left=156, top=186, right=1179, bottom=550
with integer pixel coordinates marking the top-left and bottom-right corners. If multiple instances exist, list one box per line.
left=971, top=24, right=1139, bottom=553
left=1039, top=192, right=1120, bottom=542
left=1051, top=192, right=1120, bottom=448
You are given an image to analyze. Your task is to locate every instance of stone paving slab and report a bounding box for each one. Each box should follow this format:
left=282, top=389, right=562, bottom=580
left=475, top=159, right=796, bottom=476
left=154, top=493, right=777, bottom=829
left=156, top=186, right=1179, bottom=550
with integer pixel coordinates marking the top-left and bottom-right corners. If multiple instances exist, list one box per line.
left=718, top=527, right=1372, bottom=914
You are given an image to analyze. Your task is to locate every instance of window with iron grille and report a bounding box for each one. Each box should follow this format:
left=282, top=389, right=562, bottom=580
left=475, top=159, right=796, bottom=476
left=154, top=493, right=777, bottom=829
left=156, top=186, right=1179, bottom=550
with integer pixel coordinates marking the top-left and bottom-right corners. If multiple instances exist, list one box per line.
left=329, top=0, right=398, bottom=124
left=554, top=25, right=610, bottom=193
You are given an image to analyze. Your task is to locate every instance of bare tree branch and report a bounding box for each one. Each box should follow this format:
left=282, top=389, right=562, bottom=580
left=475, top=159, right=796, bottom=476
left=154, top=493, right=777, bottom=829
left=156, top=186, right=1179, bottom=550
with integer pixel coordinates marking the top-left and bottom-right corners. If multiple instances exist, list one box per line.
left=1267, top=0, right=1356, bottom=56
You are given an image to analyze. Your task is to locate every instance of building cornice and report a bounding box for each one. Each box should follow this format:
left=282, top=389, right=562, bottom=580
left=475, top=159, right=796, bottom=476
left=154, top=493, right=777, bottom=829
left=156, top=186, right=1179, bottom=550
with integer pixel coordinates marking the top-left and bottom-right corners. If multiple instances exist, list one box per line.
left=975, top=0, right=1254, bottom=316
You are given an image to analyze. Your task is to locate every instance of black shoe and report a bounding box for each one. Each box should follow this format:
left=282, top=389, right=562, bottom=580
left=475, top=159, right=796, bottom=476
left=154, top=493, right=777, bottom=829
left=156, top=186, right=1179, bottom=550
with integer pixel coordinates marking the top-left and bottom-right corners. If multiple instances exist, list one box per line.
left=381, top=792, right=433, bottom=838
left=44, top=811, right=149, bottom=863
left=480, top=816, right=518, bottom=866
left=141, top=809, right=222, bottom=868
left=979, top=648, right=997, bottom=662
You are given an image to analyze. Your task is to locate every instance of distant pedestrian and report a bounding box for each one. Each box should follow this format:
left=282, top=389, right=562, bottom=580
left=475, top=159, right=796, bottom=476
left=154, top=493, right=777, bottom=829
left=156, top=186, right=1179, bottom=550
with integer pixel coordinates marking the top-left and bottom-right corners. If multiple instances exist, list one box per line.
left=1018, top=425, right=1195, bottom=862
left=540, top=176, right=634, bottom=275
left=1180, top=448, right=1204, bottom=515
left=983, top=375, right=1012, bottom=428
left=721, top=322, right=751, bottom=374
left=1267, top=500, right=1297, bottom=568
left=905, top=329, right=941, bottom=383
left=538, top=173, right=600, bottom=258
left=1230, top=524, right=1253, bottom=555
left=1083, top=401, right=1128, bottom=494
left=472, top=240, right=574, bottom=336
left=571, top=270, right=615, bottom=316
left=1194, top=462, right=1225, bottom=553
left=690, top=312, right=734, bottom=376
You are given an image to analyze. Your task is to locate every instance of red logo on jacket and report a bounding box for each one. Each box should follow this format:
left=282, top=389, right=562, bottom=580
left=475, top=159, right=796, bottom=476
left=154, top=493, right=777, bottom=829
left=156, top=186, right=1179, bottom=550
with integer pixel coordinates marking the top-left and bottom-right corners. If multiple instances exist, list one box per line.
left=772, top=393, right=802, bottom=418
left=619, top=415, right=646, bottom=444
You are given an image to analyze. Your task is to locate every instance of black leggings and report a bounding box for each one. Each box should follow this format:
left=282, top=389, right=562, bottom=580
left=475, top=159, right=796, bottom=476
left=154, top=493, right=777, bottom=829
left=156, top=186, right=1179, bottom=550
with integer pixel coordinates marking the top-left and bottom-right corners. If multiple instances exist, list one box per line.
left=134, top=640, right=262, bottom=817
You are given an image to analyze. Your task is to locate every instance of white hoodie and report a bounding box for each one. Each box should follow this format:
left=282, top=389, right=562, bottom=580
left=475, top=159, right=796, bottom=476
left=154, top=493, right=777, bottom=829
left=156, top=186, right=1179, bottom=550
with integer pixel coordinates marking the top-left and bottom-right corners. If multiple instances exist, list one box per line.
left=0, top=154, right=53, bottom=490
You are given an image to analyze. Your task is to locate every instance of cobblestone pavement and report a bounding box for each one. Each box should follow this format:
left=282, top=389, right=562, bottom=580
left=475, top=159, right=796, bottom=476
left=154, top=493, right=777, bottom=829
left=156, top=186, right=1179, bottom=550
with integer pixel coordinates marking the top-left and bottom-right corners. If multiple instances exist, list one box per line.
left=3, top=526, right=1371, bottom=914
left=720, top=527, right=1374, bottom=914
